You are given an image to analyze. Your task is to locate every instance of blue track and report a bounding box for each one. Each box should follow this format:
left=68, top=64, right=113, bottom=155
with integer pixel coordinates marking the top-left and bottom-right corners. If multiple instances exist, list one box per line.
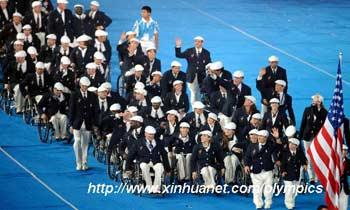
left=1, top=0, right=350, bottom=209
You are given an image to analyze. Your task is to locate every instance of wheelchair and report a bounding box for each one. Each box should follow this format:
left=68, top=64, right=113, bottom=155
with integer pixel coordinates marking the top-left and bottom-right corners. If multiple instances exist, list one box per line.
left=1, top=88, right=15, bottom=115
left=106, top=145, right=124, bottom=181
left=37, top=118, right=54, bottom=144
left=233, top=160, right=252, bottom=196
left=116, top=74, right=126, bottom=98
left=23, top=96, right=38, bottom=125
left=192, top=164, right=224, bottom=195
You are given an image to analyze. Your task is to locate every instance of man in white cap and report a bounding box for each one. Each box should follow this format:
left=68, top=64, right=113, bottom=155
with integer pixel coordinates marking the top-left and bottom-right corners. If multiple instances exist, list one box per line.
left=27, top=46, right=39, bottom=64
left=231, top=70, right=252, bottom=108
left=241, top=112, right=263, bottom=141
left=175, top=36, right=212, bottom=104
left=141, top=45, right=161, bottom=82
left=133, top=6, right=159, bottom=53
left=4, top=50, right=35, bottom=113
left=116, top=31, right=142, bottom=67
left=125, top=64, right=146, bottom=94
left=94, top=29, right=111, bottom=64
left=58, top=35, right=72, bottom=57
left=126, top=125, right=170, bottom=193
left=47, top=0, right=74, bottom=42
left=85, top=1, right=112, bottom=37
left=72, top=4, right=88, bottom=38
left=145, top=96, right=166, bottom=125
left=280, top=137, right=307, bottom=210
left=0, top=0, right=11, bottom=29
left=145, top=71, right=162, bottom=98
left=161, top=60, right=186, bottom=98
left=272, top=79, right=295, bottom=125
left=299, top=93, right=327, bottom=185
left=52, top=56, right=75, bottom=93
left=163, top=80, right=189, bottom=118
left=119, top=115, right=144, bottom=157
left=244, top=129, right=278, bottom=209
left=182, top=101, right=207, bottom=133
left=39, top=34, right=59, bottom=68
left=191, top=130, right=224, bottom=189
left=203, top=61, right=232, bottom=97
left=22, top=24, right=41, bottom=51
left=37, top=82, right=70, bottom=141
left=257, top=55, right=288, bottom=114
left=1, top=12, right=22, bottom=43
left=93, top=51, right=108, bottom=79
left=23, top=1, right=47, bottom=46
left=69, top=76, right=98, bottom=171
left=70, top=34, right=95, bottom=77
left=85, top=62, right=105, bottom=88
left=340, top=144, right=350, bottom=210
left=20, top=61, right=53, bottom=104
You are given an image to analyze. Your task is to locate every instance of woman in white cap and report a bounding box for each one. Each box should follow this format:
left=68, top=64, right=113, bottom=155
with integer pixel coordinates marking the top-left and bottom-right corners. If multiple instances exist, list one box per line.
left=93, top=29, right=111, bottom=64
left=160, top=60, right=187, bottom=98
left=280, top=138, right=307, bottom=210
left=124, top=64, right=147, bottom=94
left=299, top=93, right=327, bottom=185
left=93, top=51, right=108, bottom=79
left=84, top=62, right=105, bottom=88
left=145, top=71, right=162, bottom=99
left=262, top=98, right=289, bottom=137
left=161, top=110, right=179, bottom=142
left=37, top=82, right=70, bottom=141
left=191, top=130, right=224, bottom=189
left=202, top=112, right=222, bottom=137
left=69, top=76, right=98, bottom=171
left=167, top=122, right=195, bottom=183
left=142, top=45, right=161, bottom=82
left=22, top=24, right=41, bottom=51
left=241, top=112, right=262, bottom=141
left=163, top=79, right=189, bottom=118
left=58, top=35, right=72, bottom=57
left=182, top=101, right=208, bottom=134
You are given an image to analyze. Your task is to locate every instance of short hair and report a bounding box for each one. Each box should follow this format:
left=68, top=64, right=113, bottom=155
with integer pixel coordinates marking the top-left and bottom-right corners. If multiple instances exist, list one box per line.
left=141, top=6, right=152, bottom=13
left=317, top=205, right=328, bottom=210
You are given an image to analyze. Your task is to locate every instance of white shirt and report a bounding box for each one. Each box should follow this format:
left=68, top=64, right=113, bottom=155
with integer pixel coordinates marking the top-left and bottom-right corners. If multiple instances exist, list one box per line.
left=36, top=73, right=44, bottom=86
left=60, top=47, right=70, bottom=56
left=146, top=138, right=156, bottom=151
left=34, top=12, right=42, bottom=28
left=169, top=123, right=176, bottom=135
left=80, top=90, right=87, bottom=98
left=259, top=142, right=266, bottom=150
left=175, top=92, right=181, bottom=103
left=89, top=10, right=96, bottom=19
left=195, top=112, right=206, bottom=127
left=79, top=47, right=87, bottom=58
left=57, top=8, right=65, bottom=23
left=179, top=134, right=189, bottom=143
left=14, top=23, right=22, bottom=33
left=2, top=8, right=9, bottom=20
left=272, top=111, right=278, bottom=125
left=151, top=107, right=164, bottom=119
left=96, top=64, right=104, bottom=74
left=18, top=61, right=27, bottom=73
left=98, top=98, right=107, bottom=111
left=279, top=92, right=285, bottom=105
left=94, top=39, right=106, bottom=52
left=196, top=48, right=202, bottom=55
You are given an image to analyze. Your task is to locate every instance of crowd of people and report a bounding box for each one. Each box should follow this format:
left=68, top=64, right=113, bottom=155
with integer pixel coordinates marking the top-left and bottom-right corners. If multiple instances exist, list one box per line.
left=0, top=1, right=350, bottom=210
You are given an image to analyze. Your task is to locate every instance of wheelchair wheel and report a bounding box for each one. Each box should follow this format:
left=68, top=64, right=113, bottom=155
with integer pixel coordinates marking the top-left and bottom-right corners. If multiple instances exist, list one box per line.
left=116, top=74, right=126, bottom=97
left=37, top=120, right=53, bottom=143
left=1, top=90, right=14, bottom=115
left=23, top=97, right=35, bottom=125
left=107, top=149, right=122, bottom=181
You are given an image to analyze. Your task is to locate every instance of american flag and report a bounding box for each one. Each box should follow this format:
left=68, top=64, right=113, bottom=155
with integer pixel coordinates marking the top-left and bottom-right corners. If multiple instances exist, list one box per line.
left=307, top=54, right=345, bottom=210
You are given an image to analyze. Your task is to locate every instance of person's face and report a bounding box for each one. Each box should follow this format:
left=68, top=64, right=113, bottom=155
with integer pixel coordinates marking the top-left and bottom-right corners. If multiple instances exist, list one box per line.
left=16, top=56, right=25, bottom=63
left=88, top=68, right=96, bottom=75
left=289, top=143, right=298, bottom=151
left=312, top=98, right=322, bottom=107
left=98, top=91, right=107, bottom=99
left=90, top=5, right=98, bottom=11
left=75, top=7, right=83, bottom=15
left=53, top=88, right=62, bottom=96
left=36, top=68, right=44, bottom=75
left=244, top=99, right=253, bottom=107
left=24, top=29, right=31, bottom=36
left=233, top=77, right=243, bottom=85
left=174, top=83, right=182, bottom=92
left=135, top=70, right=142, bottom=77
left=33, top=5, right=41, bottom=13
left=13, top=16, right=21, bottom=24
left=141, top=9, right=150, bottom=19
left=61, top=43, right=69, bottom=48
left=195, top=108, right=204, bottom=115
left=152, top=103, right=161, bottom=109
left=97, top=36, right=107, bottom=42
left=257, top=135, right=267, bottom=144
left=145, top=132, right=155, bottom=140
left=61, top=63, right=69, bottom=69
left=194, top=40, right=203, bottom=49
left=130, top=120, right=140, bottom=129
left=269, top=61, right=278, bottom=69
left=213, top=69, right=221, bottom=76
left=200, top=134, right=210, bottom=144
left=180, top=127, right=189, bottom=136
left=129, top=40, right=138, bottom=49
left=30, top=54, right=37, bottom=59
left=249, top=134, right=258, bottom=143
left=80, top=84, right=88, bottom=92
left=342, top=149, right=348, bottom=157
left=47, top=39, right=56, bottom=46
left=275, top=84, right=284, bottom=92
left=135, top=92, right=144, bottom=100
left=167, top=114, right=176, bottom=122
left=78, top=41, right=87, bottom=48
left=58, top=3, right=66, bottom=10
left=251, top=118, right=260, bottom=126
left=224, top=129, right=234, bottom=137
left=14, top=44, right=23, bottom=51
left=152, top=75, right=161, bottom=83
left=0, top=1, right=7, bottom=9
left=147, top=49, right=156, bottom=60
left=270, top=103, right=279, bottom=111
left=94, top=58, right=102, bottom=65
left=207, top=118, right=215, bottom=125
left=171, top=66, right=180, bottom=74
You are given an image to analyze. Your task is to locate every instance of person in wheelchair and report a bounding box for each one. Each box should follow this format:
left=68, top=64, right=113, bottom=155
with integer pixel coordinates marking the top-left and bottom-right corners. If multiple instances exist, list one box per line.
left=126, top=126, right=171, bottom=194
left=20, top=61, right=53, bottom=104
left=105, top=103, right=126, bottom=156
left=191, top=130, right=224, bottom=189
left=167, top=122, right=195, bottom=183
left=3, top=50, right=35, bottom=113
left=37, top=82, right=70, bottom=141
left=52, top=56, right=76, bottom=94
left=214, top=122, right=244, bottom=185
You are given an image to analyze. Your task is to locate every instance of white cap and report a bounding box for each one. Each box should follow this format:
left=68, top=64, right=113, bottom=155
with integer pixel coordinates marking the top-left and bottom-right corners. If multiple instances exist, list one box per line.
left=27, top=46, right=38, bottom=55
left=90, top=0, right=100, bottom=7
left=224, top=122, right=236, bottom=130
left=32, top=1, right=42, bottom=8
left=134, top=88, right=147, bottom=96
left=74, top=4, right=84, bottom=8
left=97, top=86, right=107, bottom=92
left=233, top=70, right=244, bottom=78
left=193, top=101, right=205, bottom=109
left=244, top=95, right=256, bottom=104
left=257, top=130, right=269, bottom=137
left=57, top=0, right=68, bottom=4
left=14, top=40, right=24, bottom=45
left=15, top=50, right=27, bottom=57
left=343, top=144, right=348, bottom=150
left=94, top=51, right=105, bottom=60
left=60, top=56, right=71, bottom=65
left=288, top=138, right=300, bottom=146
left=269, top=98, right=280, bottom=104
left=95, top=29, right=108, bottom=37
left=110, top=103, right=121, bottom=111
left=130, top=115, right=143, bottom=123
left=80, top=76, right=91, bottom=86
left=13, top=12, right=22, bottom=18
left=54, top=82, right=64, bottom=91
left=208, top=113, right=218, bottom=121
left=194, top=36, right=204, bottom=41
left=77, top=34, right=91, bottom=42
left=199, top=130, right=212, bottom=137
left=146, top=45, right=157, bottom=52
left=129, top=38, right=139, bottom=43
left=134, top=64, right=144, bottom=72
left=285, top=125, right=296, bottom=138
left=312, top=93, right=324, bottom=103
left=166, top=110, right=179, bottom=117
left=151, top=96, right=162, bottom=104
left=275, top=80, right=286, bottom=87
left=127, top=106, right=138, bottom=113
left=46, top=34, right=57, bottom=40
left=35, top=62, right=45, bottom=69
left=249, top=129, right=259, bottom=135
left=86, top=62, right=97, bottom=69
left=60, top=35, right=71, bottom=44
left=126, top=31, right=136, bottom=36
left=88, top=86, right=97, bottom=92
left=151, top=71, right=162, bottom=77
left=134, top=82, right=145, bottom=90
left=101, top=82, right=112, bottom=90
left=210, top=61, right=224, bottom=70
left=179, top=122, right=190, bottom=128
left=173, top=80, right=183, bottom=86
left=16, top=33, right=25, bottom=40
left=22, top=24, right=32, bottom=30
left=145, top=126, right=156, bottom=134
left=268, top=55, right=279, bottom=62
left=252, top=113, right=262, bottom=120
left=171, top=60, right=181, bottom=67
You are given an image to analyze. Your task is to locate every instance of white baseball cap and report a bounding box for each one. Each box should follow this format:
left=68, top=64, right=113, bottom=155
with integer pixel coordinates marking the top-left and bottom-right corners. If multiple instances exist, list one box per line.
left=224, top=122, right=236, bottom=130
left=79, top=76, right=91, bottom=86
left=54, top=82, right=64, bottom=91
left=199, top=130, right=212, bottom=137
left=46, top=34, right=57, bottom=40
left=285, top=125, right=296, bottom=138
left=171, top=60, right=181, bottom=67
left=208, top=113, right=218, bottom=121
left=95, top=29, right=108, bottom=37
left=288, top=138, right=300, bottom=146
left=192, top=101, right=205, bottom=109
left=269, top=98, right=280, bottom=104
left=244, top=95, right=256, bottom=104
left=27, top=46, right=38, bottom=55
left=15, top=50, right=27, bottom=57
left=60, top=35, right=71, bottom=44
left=77, top=34, right=92, bottom=42
left=194, top=36, right=204, bottom=41
left=257, top=130, right=269, bottom=137
left=145, top=126, right=156, bottom=134
left=35, top=62, right=45, bottom=69
left=179, top=122, right=190, bottom=128
left=252, top=113, right=262, bottom=120
left=86, top=63, right=97, bottom=69
left=130, top=115, right=143, bottom=123
left=268, top=55, right=279, bottom=62
left=233, top=70, right=244, bottom=78
left=275, top=80, right=286, bottom=87
left=151, top=96, right=162, bottom=104
left=110, top=103, right=121, bottom=111
left=134, top=64, right=144, bottom=72
left=60, top=56, right=71, bottom=65
left=90, top=1, right=100, bottom=7
left=173, top=80, right=183, bottom=86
